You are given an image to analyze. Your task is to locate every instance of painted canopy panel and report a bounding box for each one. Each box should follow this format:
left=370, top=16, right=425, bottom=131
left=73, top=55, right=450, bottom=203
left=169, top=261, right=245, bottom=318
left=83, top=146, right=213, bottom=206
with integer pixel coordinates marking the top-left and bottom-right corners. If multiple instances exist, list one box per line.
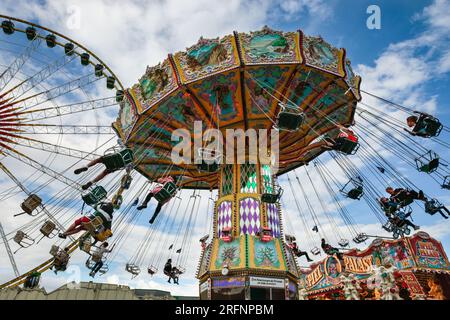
left=172, top=34, right=240, bottom=84
left=237, top=27, right=302, bottom=65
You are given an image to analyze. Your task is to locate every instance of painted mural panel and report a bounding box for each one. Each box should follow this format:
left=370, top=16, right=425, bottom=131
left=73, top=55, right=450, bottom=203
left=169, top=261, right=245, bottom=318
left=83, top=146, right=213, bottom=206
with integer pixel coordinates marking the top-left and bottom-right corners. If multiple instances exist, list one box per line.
left=118, top=92, right=138, bottom=140
left=133, top=58, right=178, bottom=110
left=409, top=235, right=449, bottom=270
left=212, top=238, right=244, bottom=270
left=173, top=35, right=240, bottom=83
left=302, top=34, right=345, bottom=76
left=238, top=27, right=301, bottom=64
left=245, top=65, right=292, bottom=116
left=248, top=237, right=287, bottom=271
left=191, top=71, right=241, bottom=124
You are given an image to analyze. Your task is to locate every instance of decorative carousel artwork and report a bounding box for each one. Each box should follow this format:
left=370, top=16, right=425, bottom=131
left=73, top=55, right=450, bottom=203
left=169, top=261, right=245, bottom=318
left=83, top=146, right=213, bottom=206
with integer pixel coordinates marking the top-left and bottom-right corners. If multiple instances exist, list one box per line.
left=117, top=92, right=138, bottom=139
left=237, top=26, right=301, bottom=64
left=302, top=34, right=345, bottom=77
left=156, top=91, right=203, bottom=130
left=253, top=239, right=281, bottom=268
left=245, top=65, right=291, bottom=116
left=284, top=69, right=328, bottom=109
left=134, top=59, right=178, bottom=110
left=371, top=241, right=415, bottom=270
left=345, top=59, right=362, bottom=101
left=214, top=238, right=242, bottom=269
left=410, top=238, right=448, bottom=269
left=173, top=35, right=239, bottom=83
left=191, top=71, right=241, bottom=123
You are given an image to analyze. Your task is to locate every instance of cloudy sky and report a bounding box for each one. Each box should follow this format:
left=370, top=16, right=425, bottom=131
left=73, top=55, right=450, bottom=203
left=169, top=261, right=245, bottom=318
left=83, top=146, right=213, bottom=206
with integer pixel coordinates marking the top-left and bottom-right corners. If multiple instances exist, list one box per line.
left=0, top=0, right=450, bottom=297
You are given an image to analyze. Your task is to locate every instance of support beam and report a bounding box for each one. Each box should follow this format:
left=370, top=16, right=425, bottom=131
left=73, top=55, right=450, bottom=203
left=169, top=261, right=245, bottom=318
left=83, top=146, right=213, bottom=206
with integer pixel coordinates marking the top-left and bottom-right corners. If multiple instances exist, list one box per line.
left=0, top=222, right=20, bottom=278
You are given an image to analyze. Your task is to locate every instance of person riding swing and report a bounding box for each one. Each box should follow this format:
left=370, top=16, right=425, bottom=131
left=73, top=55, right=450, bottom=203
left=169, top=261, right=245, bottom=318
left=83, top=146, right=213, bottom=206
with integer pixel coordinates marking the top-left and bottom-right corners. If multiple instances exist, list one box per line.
left=163, top=258, right=179, bottom=284
left=58, top=201, right=114, bottom=239
left=137, top=176, right=176, bottom=224
left=321, top=238, right=343, bottom=260
left=89, top=242, right=115, bottom=277
left=425, top=199, right=449, bottom=219
left=290, top=241, right=313, bottom=262
left=385, top=187, right=427, bottom=207
left=74, top=140, right=134, bottom=190
left=405, top=112, right=442, bottom=138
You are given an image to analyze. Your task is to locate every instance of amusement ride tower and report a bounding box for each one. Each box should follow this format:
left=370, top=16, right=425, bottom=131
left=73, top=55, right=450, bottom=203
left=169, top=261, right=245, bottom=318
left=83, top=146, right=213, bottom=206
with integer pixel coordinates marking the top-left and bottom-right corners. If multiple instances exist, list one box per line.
left=113, top=27, right=361, bottom=300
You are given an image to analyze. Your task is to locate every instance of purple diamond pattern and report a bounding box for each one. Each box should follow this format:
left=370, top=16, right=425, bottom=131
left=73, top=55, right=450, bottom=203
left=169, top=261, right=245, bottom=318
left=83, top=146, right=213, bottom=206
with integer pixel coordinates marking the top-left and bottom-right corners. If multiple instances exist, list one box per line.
left=267, top=203, right=280, bottom=238
left=239, top=198, right=260, bottom=235
left=217, top=201, right=232, bottom=238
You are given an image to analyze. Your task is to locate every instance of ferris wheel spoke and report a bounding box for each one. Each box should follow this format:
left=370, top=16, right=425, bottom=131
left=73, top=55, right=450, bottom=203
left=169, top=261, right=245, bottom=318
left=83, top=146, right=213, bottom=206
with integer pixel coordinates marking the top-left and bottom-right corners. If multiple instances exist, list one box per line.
left=3, top=149, right=80, bottom=189
left=0, top=35, right=43, bottom=92
left=0, top=162, right=75, bottom=239
left=5, top=133, right=100, bottom=160
left=18, top=96, right=118, bottom=122
left=2, top=47, right=78, bottom=102
left=8, top=73, right=104, bottom=111
left=14, top=124, right=114, bottom=135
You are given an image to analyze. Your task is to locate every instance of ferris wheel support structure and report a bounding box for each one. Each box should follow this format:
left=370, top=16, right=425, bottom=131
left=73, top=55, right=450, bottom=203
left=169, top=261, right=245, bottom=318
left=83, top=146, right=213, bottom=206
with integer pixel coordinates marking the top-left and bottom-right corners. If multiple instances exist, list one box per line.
left=0, top=222, right=20, bottom=278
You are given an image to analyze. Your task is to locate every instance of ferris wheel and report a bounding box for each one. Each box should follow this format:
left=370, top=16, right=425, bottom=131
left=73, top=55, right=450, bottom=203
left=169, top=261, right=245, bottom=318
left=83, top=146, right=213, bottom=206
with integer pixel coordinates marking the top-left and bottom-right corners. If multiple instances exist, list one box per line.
left=0, top=15, right=128, bottom=285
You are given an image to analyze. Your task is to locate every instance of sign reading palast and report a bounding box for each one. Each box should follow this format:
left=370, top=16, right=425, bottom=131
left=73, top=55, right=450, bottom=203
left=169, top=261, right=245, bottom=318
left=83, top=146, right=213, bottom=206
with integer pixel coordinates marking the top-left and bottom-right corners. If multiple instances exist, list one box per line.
left=343, top=255, right=373, bottom=274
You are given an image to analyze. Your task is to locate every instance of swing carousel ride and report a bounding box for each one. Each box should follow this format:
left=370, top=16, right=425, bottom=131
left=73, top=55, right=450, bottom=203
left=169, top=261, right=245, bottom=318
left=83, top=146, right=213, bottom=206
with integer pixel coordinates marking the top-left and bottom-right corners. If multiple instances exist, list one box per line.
left=0, top=15, right=449, bottom=300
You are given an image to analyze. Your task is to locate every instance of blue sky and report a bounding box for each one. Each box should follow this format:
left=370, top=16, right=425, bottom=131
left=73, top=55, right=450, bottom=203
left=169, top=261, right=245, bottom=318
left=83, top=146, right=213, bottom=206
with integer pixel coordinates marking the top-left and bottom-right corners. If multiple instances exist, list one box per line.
left=0, top=0, right=449, bottom=297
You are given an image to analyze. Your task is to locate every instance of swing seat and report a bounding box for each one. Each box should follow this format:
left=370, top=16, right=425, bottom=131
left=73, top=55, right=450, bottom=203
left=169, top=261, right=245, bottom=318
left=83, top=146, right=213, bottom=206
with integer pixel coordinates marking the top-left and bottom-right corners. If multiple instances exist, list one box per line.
left=39, top=221, right=58, bottom=238
left=261, top=186, right=283, bottom=204
left=311, top=247, right=321, bottom=256
left=154, top=181, right=177, bottom=203
left=82, top=186, right=107, bottom=207
left=13, top=231, right=34, bottom=248
left=175, top=266, right=186, bottom=275
left=95, top=229, right=112, bottom=242
left=346, top=187, right=363, bottom=200
left=98, top=264, right=109, bottom=275
left=425, top=199, right=442, bottom=215
left=79, top=236, right=92, bottom=253
left=416, top=153, right=440, bottom=174
left=277, top=102, right=305, bottom=131
left=82, top=216, right=104, bottom=236
left=423, top=118, right=443, bottom=137
left=353, top=233, right=368, bottom=244
left=103, top=148, right=134, bottom=171
left=197, top=148, right=221, bottom=173
left=125, top=263, right=141, bottom=276
left=85, top=258, right=96, bottom=269
left=20, top=194, right=42, bottom=215
left=334, top=137, right=359, bottom=155
left=338, top=239, right=349, bottom=247
left=148, top=266, right=158, bottom=276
